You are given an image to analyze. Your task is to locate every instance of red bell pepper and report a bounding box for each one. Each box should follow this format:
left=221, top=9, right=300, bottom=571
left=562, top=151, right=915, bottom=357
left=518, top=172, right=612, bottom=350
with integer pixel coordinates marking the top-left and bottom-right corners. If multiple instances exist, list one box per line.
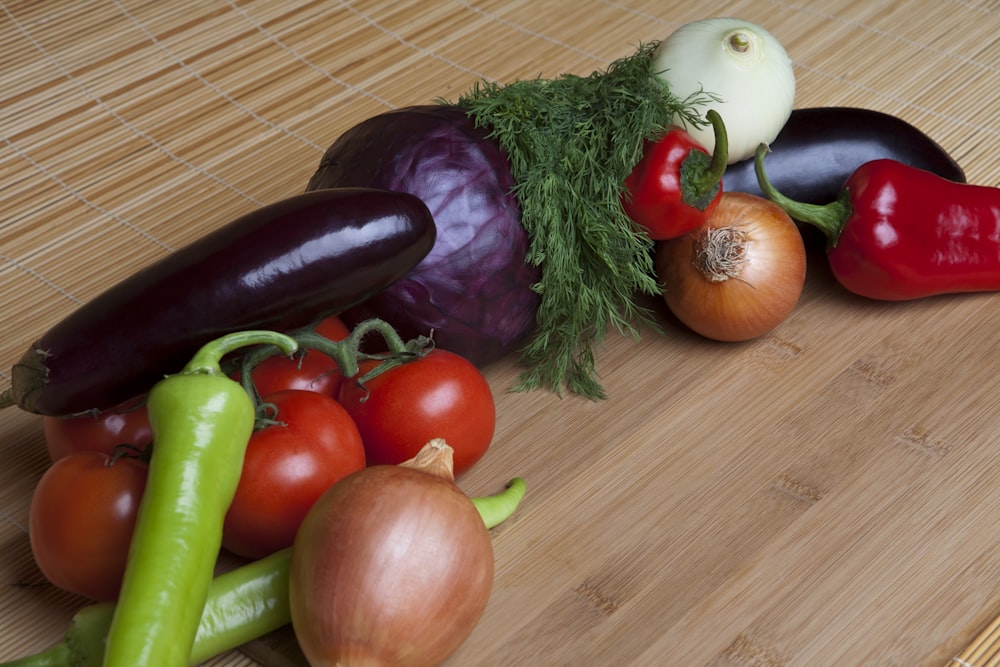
left=754, top=144, right=1000, bottom=300
left=621, top=109, right=729, bottom=240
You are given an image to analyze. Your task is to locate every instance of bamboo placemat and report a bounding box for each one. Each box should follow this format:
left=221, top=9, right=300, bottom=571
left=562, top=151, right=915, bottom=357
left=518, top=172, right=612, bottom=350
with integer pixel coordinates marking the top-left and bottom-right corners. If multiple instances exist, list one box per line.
left=2, top=2, right=1000, bottom=666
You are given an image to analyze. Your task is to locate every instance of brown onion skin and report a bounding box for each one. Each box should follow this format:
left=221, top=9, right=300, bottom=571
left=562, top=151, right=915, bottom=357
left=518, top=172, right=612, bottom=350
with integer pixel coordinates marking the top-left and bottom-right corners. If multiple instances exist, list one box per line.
left=289, top=460, right=494, bottom=667
left=655, top=192, right=807, bottom=342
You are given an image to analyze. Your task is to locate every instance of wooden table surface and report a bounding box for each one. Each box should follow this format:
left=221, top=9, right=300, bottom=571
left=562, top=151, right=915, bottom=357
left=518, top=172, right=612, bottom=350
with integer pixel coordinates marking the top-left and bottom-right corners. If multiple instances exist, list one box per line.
left=2, top=2, right=999, bottom=666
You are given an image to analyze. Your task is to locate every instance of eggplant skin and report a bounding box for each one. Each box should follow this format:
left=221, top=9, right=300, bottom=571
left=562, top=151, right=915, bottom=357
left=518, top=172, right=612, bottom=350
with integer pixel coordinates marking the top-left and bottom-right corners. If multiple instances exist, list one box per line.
left=8, top=188, right=436, bottom=416
left=724, top=107, right=966, bottom=203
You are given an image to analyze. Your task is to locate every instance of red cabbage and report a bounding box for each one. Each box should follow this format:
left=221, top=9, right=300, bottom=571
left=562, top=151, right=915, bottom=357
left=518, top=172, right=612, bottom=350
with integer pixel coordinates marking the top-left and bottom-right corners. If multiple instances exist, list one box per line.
left=306, top=104, right=539, bottom=366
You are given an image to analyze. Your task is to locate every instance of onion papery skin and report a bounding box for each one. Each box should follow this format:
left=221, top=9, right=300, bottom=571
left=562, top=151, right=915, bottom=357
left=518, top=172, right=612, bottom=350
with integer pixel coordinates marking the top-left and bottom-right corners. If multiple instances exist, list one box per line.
left=307, top=105, right=540, bottom=367
left=289, top=463, right=495, bottom=667
left=655, top=192, right=806, bottom=342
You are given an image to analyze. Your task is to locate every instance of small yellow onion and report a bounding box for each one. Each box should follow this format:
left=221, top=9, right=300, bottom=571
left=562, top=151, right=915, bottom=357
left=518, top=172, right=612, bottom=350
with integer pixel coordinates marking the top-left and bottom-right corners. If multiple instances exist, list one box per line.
left=655, top=192, right=806, bottom=342
left=289, top=438, right=494, bottom=667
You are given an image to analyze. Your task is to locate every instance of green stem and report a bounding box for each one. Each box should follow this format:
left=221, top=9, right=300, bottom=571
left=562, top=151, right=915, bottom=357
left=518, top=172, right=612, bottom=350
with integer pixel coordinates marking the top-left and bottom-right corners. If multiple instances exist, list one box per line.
left=184, top=330, right=298, bottom=376
left=680, top=108, right=728, bottom=210
left=0, top=603, right=114, bottom=667
left=700, top=109, right=730, bottom=188
left=1, top=479, right=526, bottom=667
left=753, top=143, right=852, bottom=248
left=295, top=317, right=431, bottom=382
left=237, top=318, right=432, bottom=411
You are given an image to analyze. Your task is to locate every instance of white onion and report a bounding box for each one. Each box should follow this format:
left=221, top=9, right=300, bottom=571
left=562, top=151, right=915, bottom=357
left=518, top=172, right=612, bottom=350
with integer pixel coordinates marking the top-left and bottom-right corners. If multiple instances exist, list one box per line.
left=654, top=17, right=796, bottom=163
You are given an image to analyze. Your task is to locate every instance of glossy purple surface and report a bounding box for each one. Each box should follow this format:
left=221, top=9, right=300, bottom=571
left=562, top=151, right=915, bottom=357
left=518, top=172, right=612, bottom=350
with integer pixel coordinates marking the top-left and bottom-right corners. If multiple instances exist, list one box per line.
left=15, top=188, right=435, bottom=414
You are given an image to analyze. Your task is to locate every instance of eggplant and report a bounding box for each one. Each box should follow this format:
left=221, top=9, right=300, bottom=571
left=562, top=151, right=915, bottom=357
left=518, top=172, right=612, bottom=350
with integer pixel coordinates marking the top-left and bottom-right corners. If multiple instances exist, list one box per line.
left=3, top=188, right=436, bottom=416
left=723, top=107, right=966, bottom=203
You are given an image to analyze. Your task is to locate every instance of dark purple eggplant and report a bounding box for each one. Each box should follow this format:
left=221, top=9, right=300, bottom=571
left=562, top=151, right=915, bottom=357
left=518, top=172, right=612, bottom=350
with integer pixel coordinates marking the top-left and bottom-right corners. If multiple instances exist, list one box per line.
left=3, top=188, right=436, bottom=416
left=723, top=107, right=966, bottom=203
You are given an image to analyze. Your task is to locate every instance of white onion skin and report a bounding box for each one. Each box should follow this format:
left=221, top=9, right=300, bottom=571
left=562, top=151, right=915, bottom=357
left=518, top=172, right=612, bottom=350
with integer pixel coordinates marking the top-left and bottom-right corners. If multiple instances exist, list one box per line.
left=289, top=455, right=494, bottom=667
left=654, top=17, right=796, bottom=163
left=655, top=192, right=806, bottom=342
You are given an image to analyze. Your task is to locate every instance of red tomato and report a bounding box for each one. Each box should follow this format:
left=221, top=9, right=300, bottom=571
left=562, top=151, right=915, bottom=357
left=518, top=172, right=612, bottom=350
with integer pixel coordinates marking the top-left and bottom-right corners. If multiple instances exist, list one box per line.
left=29, top=451, right=148, bottom=601
left=43, top=397, right=152, bottom=462
left=222, top=389, right=366, bottom=559
left=246, top=315, right=351, bottom=398
left=337, top=349, right=496, bottom=475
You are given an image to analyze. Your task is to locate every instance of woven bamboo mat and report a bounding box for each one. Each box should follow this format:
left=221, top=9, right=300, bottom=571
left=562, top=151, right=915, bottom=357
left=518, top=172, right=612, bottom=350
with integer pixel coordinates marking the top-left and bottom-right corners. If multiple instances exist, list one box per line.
left=2, top=1, right=1000, bottom=665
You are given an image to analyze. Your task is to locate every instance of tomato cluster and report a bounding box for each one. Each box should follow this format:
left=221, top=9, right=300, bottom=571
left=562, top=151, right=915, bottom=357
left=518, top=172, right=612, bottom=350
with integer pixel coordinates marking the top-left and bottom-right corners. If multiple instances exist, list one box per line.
left=28, top=315, right=497, bottom=600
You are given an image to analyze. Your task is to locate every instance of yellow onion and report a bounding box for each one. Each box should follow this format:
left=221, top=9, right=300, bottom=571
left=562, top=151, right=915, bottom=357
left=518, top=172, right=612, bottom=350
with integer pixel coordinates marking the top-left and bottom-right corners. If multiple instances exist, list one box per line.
left=288, top=438, right=494, bottom=667
left=655, top=192, right=806, bottom=341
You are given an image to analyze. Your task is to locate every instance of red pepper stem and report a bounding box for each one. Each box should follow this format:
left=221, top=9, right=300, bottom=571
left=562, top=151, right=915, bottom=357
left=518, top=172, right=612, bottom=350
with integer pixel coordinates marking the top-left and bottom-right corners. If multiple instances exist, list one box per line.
left=681, top=109, right=729, bottom=208
left=753, top=143, right=852, bottom=248
left=702, top=109, right=729, bottom=187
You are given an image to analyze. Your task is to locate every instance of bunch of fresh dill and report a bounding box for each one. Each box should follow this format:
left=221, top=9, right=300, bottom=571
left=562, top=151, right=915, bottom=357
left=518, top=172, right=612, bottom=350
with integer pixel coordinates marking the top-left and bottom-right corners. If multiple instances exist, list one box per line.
left=454, top=43, right=711, bottom=399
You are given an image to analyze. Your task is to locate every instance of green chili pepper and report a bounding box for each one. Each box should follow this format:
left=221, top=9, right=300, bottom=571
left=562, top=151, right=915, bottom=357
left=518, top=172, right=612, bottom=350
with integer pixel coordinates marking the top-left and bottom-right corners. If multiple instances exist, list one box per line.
left=2, top=478, right=527, bottom=667
left=102, top=330, right=298, bottom=667
left=472, top=476, right=527, bottom=529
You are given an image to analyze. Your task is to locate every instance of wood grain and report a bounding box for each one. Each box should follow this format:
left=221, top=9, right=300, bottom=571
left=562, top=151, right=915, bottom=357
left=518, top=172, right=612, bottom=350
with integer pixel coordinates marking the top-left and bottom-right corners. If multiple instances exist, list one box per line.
left=2, top=1, right=999, bottom=666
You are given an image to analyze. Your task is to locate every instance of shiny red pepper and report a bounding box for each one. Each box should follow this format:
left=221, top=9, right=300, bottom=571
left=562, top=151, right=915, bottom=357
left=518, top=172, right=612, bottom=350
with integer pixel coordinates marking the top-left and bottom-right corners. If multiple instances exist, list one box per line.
left=754, top=144, right=1000, bottom=300
left=621, top=109, right=729, bottom=240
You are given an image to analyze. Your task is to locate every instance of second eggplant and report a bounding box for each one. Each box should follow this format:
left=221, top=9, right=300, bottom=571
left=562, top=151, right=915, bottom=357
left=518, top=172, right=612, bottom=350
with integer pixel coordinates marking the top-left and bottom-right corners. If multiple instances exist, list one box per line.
left=723, top=107, right=966, bottom=203
left=3, top=188, right=436, bottom=416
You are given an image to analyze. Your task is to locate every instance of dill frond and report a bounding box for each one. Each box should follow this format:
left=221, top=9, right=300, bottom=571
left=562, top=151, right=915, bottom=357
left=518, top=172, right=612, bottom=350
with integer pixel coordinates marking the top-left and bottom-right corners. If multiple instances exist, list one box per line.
left=454, top=43, right=712, bottom=398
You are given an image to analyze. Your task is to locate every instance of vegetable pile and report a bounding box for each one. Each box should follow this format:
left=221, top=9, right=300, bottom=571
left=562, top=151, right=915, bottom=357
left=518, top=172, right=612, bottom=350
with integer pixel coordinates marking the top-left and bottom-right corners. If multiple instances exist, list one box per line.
left=3, top=10, right=999, bottom=666
left=13, top=324, right=526, bottom=667
left=309, top=44, right=716, bottom=398
left=0, top=17, right=982, bottom=409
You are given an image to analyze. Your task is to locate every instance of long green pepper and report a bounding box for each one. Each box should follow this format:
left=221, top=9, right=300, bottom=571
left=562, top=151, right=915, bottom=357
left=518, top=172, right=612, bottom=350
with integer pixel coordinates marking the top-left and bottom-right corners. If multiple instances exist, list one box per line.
left=102, top=330, right=298, bottom=667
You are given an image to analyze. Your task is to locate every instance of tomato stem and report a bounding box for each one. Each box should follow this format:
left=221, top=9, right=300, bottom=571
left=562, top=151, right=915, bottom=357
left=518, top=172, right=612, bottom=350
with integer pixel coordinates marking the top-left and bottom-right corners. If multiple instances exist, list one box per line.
left=236, top=318, right=433, bottom=417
